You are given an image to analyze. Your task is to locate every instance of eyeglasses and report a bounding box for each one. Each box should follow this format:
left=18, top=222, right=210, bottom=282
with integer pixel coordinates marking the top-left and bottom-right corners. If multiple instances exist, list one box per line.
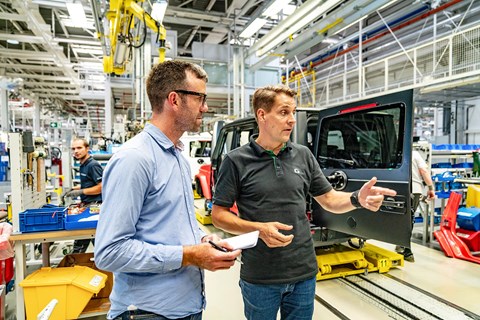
left=173, top=89, right=207, bottom=106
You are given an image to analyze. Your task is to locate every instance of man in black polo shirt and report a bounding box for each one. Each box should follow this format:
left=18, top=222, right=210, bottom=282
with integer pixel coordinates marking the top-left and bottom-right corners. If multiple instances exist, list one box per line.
left=64, top=138, right=103, bottom=253
left=211, top=85, right=398, bottom=320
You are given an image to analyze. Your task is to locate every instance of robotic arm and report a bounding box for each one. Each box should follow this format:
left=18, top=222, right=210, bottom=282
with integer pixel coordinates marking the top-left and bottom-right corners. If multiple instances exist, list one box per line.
left=103, top=0, right=168, bottom=75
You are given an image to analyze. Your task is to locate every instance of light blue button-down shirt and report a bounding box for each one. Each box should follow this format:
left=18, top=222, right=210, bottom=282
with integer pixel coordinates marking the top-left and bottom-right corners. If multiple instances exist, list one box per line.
left=94, top=123, right=206, bottom=319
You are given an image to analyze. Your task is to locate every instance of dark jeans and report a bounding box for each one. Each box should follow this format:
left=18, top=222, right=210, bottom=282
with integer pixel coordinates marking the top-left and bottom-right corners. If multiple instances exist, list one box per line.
left=239, top=276, right=316, bottom=320
left=114, top=310, right=202, bottom=320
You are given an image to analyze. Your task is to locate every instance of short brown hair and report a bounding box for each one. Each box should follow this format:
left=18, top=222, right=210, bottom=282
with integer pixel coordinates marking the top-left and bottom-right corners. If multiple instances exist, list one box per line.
left=72, top=138, right=89, bottom=148
left=252, top=85, right=296, bottom=119
left=146, top=60, right=208, bottom=113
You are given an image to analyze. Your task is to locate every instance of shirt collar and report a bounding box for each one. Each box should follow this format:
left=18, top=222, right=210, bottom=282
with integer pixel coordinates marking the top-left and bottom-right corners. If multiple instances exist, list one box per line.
left=80, top=156, right=93, bottom=166
left=144, top=123, right=183, bottom=151
left=249, top=134, right=292, bottom=156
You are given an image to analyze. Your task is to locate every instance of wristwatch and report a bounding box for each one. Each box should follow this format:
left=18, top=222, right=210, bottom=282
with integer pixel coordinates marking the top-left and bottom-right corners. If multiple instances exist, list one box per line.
left=350, top=190, right=363, bottom=209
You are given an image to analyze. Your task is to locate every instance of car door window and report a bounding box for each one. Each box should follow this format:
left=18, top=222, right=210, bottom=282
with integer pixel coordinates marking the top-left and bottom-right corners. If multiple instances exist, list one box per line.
left=317, top=105, right=404, bottom=169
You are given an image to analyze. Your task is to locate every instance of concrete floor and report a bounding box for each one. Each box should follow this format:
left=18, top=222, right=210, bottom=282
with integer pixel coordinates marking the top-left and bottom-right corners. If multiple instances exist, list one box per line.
left=4, top=190, right=480, bottom=319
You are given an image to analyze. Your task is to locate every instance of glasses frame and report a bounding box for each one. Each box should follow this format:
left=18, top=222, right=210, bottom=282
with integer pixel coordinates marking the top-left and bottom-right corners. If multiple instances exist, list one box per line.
left=173, top=89, right=207, bottom=106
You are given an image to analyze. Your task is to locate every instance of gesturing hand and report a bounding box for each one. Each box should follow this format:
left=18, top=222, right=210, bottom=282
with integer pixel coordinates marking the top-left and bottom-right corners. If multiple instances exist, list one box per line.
left=259, top=222, right=294, bottom=248
left=358, top=177, right=397, bottom=212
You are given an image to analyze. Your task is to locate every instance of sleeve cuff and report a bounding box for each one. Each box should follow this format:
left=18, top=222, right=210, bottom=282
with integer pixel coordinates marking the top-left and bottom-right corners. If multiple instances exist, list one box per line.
left=162, top=245, right=183, bottom=271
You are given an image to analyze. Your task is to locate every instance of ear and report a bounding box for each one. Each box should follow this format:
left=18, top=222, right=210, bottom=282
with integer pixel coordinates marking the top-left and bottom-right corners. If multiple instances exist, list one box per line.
left=257, top=109, right=266, bottom=122
left=167, top=91, right=181, bottom=110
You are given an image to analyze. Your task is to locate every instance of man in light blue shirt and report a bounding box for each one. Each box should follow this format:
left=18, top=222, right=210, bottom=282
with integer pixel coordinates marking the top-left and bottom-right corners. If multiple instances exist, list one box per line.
left=94, top=61, right=241, bottom=320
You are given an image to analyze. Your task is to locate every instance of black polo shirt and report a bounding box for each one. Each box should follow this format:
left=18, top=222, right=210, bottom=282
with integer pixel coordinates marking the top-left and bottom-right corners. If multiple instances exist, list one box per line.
left=80, top=156, right=103, bottom=203
left=213, top=135, right=332, bottom=284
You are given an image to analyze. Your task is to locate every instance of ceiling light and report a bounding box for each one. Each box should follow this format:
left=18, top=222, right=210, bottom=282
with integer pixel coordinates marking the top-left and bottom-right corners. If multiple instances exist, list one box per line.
left=151, top=0, right=168, bottom=25
left=323, top=37, right=339, bottom=44
left=262, top=0, right=292, bottom=18
left=66, top=1, right=88, bottom=28
left=7, top=39, right=19, bottom=45
left=239, top=18, right=267, bottom=38
left=256, top=0, right=341, bottom=57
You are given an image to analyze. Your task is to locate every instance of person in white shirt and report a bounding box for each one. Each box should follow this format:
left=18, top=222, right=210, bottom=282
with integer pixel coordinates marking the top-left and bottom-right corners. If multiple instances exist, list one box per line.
left=397, top=149, right=435, bottom=262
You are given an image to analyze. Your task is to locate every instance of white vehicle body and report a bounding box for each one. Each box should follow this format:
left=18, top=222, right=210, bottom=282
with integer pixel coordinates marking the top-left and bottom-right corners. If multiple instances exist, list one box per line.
left=180, top=132, right=212, bottom=183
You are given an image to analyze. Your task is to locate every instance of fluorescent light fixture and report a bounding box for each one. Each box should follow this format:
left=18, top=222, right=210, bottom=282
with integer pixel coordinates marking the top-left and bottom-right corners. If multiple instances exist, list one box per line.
left=7, top=39, right=19, bottom=45
left=323, top=37, right=339, bottom=44
left=72, top=47, right=104, bottom=55
left=262, top=0, right=292, bottom=18
left=256, top=0, right=341, bottom=57
left=66, top=1, right=88, bottom=28
left=239, top=18, right=267, bottom=38
left=62, top=18, right=94, bottom=29
left=151, top=0, right=168, bottom=25
left=283, top=4, right=297, bottom=15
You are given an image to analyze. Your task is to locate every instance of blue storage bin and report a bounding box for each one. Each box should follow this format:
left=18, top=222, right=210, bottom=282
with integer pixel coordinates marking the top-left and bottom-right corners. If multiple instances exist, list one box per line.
left=435, top=172, right=456, bottom=182
left=457, top=207, right=480, bottom=231
left=0, top=162, right=7, bottom=181
left=432, top=162, right=452, bottom=168
left=452, top=162, right=473, bottom=168
left=432, top=144, right=446, bottom=150
left=65, top=208, right=99, bottom=230
left=436, top=191, right=451, bottom=199
left=42, top=204, right=61, bottom=208
left=19, top=207, right=66, bottom=233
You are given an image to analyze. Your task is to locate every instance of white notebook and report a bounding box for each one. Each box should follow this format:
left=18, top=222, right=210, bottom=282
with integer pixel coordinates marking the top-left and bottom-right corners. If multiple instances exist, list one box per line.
left=224, top=230, right=260, bottom=250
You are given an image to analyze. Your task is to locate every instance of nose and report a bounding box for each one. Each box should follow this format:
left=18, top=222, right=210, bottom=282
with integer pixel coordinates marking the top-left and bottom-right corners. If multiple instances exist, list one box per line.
left=201, top=101, right=208, bottom=113
left=288, top=113, right=296, bottom=123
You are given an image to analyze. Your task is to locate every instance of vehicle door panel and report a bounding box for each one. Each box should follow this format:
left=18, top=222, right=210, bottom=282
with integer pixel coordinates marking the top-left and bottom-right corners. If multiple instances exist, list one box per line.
left=312, top=90, right=413, bottom=247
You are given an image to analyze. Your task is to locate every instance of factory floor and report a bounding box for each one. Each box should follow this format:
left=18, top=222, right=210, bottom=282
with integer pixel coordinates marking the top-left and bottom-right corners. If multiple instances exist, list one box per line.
left=3, top=189, right=480, bottom=319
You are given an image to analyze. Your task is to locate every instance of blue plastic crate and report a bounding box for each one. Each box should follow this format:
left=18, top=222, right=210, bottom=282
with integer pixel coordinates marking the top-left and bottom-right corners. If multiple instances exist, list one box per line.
left=65, top=208, right=99, bottom=230
left=19, top=207, right=66, bottom=233
left=432, top=162, right=453, bottom=169
left=457, top=207, right=480, bottom=231
left=452, top=162, right=473, bottom=168
left=435, top=191, right=451, bottom=199
left=0, top=162, right=8, bottom=181
left=432, top=144, right=447, bottom=150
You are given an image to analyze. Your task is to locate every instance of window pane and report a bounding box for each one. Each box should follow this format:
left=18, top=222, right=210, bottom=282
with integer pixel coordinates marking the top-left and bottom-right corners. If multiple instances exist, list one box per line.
left=317, top=104, right=404, bottom=169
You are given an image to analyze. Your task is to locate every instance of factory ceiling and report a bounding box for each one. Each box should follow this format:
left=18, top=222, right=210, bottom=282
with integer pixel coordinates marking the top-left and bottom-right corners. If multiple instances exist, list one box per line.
left=0, top=0, right=479, bottom=135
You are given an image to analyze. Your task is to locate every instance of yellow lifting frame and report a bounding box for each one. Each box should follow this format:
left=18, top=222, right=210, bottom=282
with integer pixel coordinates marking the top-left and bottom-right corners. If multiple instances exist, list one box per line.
left=316, top=242, right=404, bottom=281
left=104, top=0, right=167, bottom=75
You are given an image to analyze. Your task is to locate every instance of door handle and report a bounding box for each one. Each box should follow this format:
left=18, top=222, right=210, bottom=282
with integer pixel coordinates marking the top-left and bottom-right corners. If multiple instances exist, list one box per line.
left=380, top=195, right=407, bottom=214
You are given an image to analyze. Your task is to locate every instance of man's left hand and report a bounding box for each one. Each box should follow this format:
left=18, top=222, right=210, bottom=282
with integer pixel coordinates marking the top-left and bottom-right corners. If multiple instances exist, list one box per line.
left=358, top=177, right=397, bottom=212
left=426, top=190, right=435, bottom=200
left=64, top=189, right=83, bottom=198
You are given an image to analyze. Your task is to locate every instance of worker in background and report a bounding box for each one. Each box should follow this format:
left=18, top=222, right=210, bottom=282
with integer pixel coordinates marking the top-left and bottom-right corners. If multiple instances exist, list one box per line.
left=396, top=148, right=435, bottom=262
left=211, top=85, right=398, bottom=320
left=94, top=61, right=240, bottom=320
left=64, top=138, right=103, bottom=253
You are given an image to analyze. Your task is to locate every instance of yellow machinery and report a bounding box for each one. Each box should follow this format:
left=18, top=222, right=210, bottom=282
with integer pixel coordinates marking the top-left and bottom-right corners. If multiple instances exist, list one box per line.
left=103, top=0, right=167, bottom=75
left=316, top=242, right=404, bottom=280
left=195, top=209, right=212, bottom=225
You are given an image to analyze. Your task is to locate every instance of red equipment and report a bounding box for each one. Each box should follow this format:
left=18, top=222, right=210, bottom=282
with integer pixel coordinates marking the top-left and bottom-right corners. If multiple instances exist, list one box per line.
left=433, top=192, right=480, bottom=264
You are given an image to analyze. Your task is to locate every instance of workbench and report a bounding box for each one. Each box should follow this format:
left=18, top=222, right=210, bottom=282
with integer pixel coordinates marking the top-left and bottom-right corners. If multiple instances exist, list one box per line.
left=11, top=229, right=96, bottom=320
